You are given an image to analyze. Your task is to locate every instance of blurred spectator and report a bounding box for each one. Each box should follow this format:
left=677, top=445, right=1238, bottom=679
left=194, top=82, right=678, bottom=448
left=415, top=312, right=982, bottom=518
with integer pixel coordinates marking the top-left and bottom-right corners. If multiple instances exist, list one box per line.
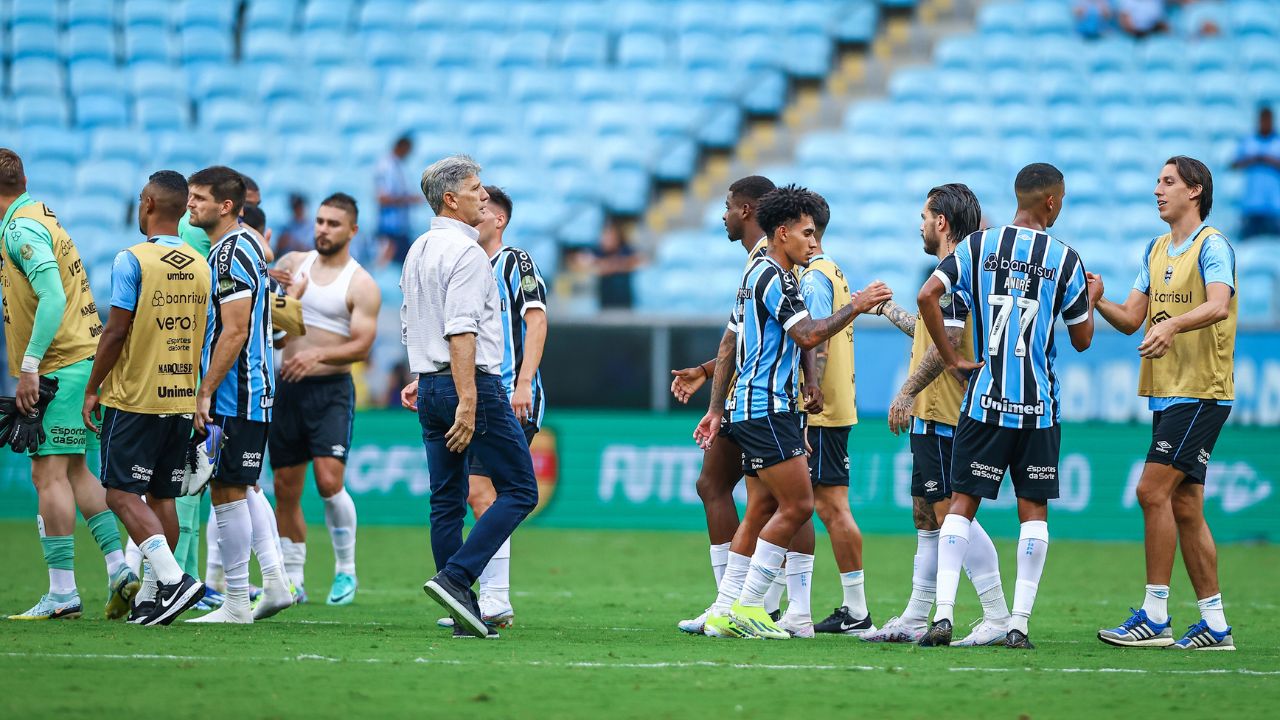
left=1074, top=0, right=1114, bottom=39
left=1232, top=106, right=1280, bottom=240
left=275, top=193, right=312, bottom=256
left=375, top=134, right=420, bottom=264
left=384, top=361, right=413, bottom=408
left=593, top=219, right=645, bottom=310
left=241, top=204, right=268, bottom=235
left=1117, top=0, right=1169, bottom=38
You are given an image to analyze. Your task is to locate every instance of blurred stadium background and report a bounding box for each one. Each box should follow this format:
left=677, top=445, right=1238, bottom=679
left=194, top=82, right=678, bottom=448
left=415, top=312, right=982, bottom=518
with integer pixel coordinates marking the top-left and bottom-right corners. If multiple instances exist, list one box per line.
left=1, top=0, right=1278, bottom=541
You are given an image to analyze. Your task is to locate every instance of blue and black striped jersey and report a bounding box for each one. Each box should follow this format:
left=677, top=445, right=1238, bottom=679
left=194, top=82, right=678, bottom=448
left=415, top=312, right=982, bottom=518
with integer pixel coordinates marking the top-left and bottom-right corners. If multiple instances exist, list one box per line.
left=203, top=229, right=274, bottom=422
left=490, top=245, right=547, bottom=429
left=726, top=256, right=810, bottom=422
left=934, top=225, right=1089, bottom=429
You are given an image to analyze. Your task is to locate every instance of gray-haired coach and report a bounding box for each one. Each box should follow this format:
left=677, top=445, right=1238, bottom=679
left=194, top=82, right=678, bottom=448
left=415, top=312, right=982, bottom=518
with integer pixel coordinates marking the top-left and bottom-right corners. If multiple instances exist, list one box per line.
left=399, top=155, right=538, bottom=638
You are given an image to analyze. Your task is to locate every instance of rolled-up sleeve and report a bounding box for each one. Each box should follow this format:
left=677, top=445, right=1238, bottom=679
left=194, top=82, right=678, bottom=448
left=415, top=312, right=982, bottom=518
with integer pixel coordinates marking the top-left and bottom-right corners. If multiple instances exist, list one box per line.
left=443, top=244, right=491, bottom=338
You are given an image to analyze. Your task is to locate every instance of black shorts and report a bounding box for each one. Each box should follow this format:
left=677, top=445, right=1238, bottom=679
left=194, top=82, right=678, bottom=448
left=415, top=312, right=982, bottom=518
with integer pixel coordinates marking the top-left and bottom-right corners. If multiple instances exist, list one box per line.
left=99, top=408, right=190, bottom=499
left=910, top=429, right=954, bottom=503
left=807, top=425, right=850, bottom=486
left=723, top=412, right=806, bottom=478
left=1147, top=400, right=1231, bottom=484
left=268, top=374, right=356, bottom=469
left=468, top=423, right=537, bottom=478
left=951, top=414, right=1061, bottom=501
left=211, top=414, right=269, bottom=486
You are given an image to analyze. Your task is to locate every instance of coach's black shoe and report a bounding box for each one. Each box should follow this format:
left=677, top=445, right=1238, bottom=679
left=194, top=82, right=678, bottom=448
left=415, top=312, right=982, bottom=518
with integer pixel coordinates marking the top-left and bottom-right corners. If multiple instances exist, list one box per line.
left=424, top=572, right=487, bottom=638
left=452, top=623, right=500, bottom=639
left=918, top=619, right=953, bottom=647
left=128, top=599, right=154, bottom=624
left=814, top=606, right=876, bottom=635
left=1005, top=629, right=1036, bottom=649
left=143, top=574, right=206, bottom=626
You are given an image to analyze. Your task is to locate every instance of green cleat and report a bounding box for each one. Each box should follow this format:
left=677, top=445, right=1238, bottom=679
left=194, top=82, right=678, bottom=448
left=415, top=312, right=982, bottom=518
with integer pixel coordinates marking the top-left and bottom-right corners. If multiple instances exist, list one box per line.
left=327, top=573, right=357, bottom=606
left=702, top=612, right=753, bottom=638
left=105, top=566, right=141, bottom=620
left=731, top=602, right=790, bottom=640
left=8, top=592, right=83, bottom=621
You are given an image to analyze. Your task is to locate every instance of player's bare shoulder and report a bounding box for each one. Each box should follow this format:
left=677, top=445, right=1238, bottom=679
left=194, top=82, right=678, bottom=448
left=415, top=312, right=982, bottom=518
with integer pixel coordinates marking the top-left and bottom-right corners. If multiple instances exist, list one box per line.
left=347, top=264, right=383, bottom=312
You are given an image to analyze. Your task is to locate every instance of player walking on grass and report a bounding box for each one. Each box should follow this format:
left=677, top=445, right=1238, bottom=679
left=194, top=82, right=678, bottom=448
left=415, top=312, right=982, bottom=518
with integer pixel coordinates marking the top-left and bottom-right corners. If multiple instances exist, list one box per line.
left=917, top=164, right=1095, bottom=650
left=81, top=171, right=211, bottom=625
left=183, top=166, right=290, bottom=623
left=436, top=186, right=547, bottom=630
left=1092, top=157, right=1238, bottom=651
left=865, top=184, right=1012, bottom=646
left=695, top=185, right=890, bottom=640
left=0, top=149, right=133, bottom=621
left=269, top=193, right=380, bottom=607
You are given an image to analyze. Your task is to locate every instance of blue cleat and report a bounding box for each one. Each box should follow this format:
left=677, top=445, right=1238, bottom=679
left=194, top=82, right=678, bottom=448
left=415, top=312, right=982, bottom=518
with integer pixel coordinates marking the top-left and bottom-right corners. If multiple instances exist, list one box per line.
left=293, top=583, right=308, bottom=605
left=1169, top=620, right=1235, bottom=651
left=327, top=573, right=357, bottom=606
left=8, top=592, right=83, bottom=621
left=193, top=587, right=224, bottom=612
left=1098, top=608, right=1174, bottom=648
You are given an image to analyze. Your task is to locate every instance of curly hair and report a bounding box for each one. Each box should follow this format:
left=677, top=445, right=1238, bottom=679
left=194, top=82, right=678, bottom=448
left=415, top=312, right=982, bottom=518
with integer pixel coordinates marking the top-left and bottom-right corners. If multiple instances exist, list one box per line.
left=755, top=184, right=826, bottom=240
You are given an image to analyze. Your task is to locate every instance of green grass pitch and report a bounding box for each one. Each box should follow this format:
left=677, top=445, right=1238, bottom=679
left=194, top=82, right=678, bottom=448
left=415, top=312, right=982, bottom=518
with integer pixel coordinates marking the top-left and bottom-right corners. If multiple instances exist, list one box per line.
left=1, top=519, right=1277, bottom=719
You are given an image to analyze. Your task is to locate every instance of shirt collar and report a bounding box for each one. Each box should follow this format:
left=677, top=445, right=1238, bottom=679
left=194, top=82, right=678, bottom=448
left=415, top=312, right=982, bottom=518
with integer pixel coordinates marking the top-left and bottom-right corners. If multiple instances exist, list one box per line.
left=1, top=192, right=34, bottom=233
left=431, top=216, right=480, bottom=241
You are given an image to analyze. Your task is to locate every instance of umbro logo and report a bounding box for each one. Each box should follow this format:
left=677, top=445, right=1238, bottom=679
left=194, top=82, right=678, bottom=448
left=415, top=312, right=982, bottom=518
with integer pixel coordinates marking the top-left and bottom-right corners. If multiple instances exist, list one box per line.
left=1155, top=441, right=1172, bottom=453
left=161, top=250, right=194, bottom=270
left=1151, top=310, right=1172, bottom=325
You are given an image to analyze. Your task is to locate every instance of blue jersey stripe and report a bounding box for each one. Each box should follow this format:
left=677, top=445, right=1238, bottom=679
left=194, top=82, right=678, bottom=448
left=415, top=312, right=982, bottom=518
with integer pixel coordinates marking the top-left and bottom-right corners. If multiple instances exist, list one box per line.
left=205, top=231, right=274, bottom=422
left=490, top=246, right=547, bottom=428
left=728, top=257, right=806, bottom=421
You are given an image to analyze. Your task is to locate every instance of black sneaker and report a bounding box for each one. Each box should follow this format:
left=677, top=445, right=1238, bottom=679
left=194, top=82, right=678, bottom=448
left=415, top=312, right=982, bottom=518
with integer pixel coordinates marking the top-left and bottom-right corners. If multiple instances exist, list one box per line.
left=452, top=623, right=500, bottom=639
left=1005, top=629, right=1036, bottom=649
left=424, top=572, right=487, bottom=638
left=128, top=600, right=154, bottom=625
left=814, top=606, right=876, bottom=635
left=919, top=618, right=953, bottom=647
left=142, top=574, right=206, bottom=626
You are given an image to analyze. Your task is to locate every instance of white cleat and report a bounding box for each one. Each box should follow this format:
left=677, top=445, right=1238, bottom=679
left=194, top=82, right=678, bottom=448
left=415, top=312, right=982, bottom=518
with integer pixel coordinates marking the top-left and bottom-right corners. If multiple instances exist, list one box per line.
left=478, top=595, right=514, bottom=628
left=953, top=618, right=1011, bottom=647
left=860, top=616, right=926, bottom=643
left=187, top=594, right=253, bottom=624
left=678, top=607, right=712, bottom=634
left=777, top=614, right=815, bottom=639
left=251, top=575, right=294, bottom=620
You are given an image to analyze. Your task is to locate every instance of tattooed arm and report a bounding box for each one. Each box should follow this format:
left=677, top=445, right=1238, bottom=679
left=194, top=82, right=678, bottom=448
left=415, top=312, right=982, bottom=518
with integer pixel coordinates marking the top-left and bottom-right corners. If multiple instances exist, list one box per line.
left=695, top=327, right=738, bottom=449
left=789, top=282, right=892, bottom=350
left=877, top=300, right=917, bottom=338
left=887, top=324, right=965, bottom=435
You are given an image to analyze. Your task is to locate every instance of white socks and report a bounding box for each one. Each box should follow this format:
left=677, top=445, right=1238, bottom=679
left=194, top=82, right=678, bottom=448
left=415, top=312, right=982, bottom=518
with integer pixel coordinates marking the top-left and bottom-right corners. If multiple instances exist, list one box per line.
left=1143, top=584, right=1170, bottom=624
left=212, top=499, right=251, bottom=594
left=205, top=504, right=223, bottom=587
left=245, top=489, right=284, bottom=579
left=841, top=569, right=868, bottom=619
left=137, top=562, right=158, bottom=603
left=323, top=489, right=358, bottom=576
left=124, top=537, right=143, bottom=576
left=783, top=552, right=813, bottom=620
left=709, top=542, right=730, bottom=588
left=737, top=540, right=787, bottom=608
left=1198, top=593, right=1228, bottom=632
left=281, top=538, right=307, bottom=590
left=1010, top=520, right=1049, bottom=635
left=904, top=529, right=939, bottom=623
left=140, top=534, right=183, bottom=585
left=964, top=519, right=1010, bottom=623
left=712, top=552, right=751, bottom=614
left=763, top=573, right=786, bottom=614
left=933, top=514, right=971, bottom=623
left=479, top=537, right=511, bottom=605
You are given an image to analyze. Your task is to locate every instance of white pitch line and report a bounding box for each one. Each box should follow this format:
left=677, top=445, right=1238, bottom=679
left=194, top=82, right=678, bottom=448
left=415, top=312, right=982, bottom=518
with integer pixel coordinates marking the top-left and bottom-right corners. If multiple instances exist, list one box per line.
left=4, top=652, right=1278, bottom=676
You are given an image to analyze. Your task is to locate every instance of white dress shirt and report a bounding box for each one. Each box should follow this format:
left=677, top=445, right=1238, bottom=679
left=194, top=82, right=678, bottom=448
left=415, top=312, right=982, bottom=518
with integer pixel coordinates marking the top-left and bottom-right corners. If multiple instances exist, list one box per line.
left=400, top=216, right=504, bottom=375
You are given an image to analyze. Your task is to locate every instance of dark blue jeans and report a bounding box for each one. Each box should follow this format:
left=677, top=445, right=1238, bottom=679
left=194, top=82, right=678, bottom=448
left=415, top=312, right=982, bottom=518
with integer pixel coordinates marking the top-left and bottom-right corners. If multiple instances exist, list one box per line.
left=418, top=372, right=538, bottom=586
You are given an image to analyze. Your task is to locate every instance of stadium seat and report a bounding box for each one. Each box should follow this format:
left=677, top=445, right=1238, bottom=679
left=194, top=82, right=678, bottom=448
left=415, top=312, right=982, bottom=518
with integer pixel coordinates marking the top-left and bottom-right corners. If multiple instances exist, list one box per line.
left=244, top=0, right=298, bottom=32
left=610, top=3, right=668, bottom=34
left=10, top=23, right=60, bottom=61
left=200, top=98, right=254, bottom=132
left=557, top=31, right=609, bottom=68
left=243, top=29, right=295, bottom=65
left=302, top=30, right=356, bottom=68
left=321, top=68, right=377, bottom=104
left=257, top=67, right=308, bottom=103
left=135, top=96, right=190, bottom=132
left=301, top=0, right=353, bottom=33
left=563, top=3, right=610, bottom=33
left=333, top=101, right=381, bottom=135
left=155, top=131, right=215, bottom=170
left=75, top=94, right=129, bottom=129
left=358, top=0, right=404, bottom=34
left=509, top=69, right=567, bottom=104
left=1026, top=2, right=1072, bottom=36
left=8, top=58, right=65, bottom=98
left=493, top=32, right=554, bottom=69
left=121, top=0, right=170, bottom=31
left=365, top=31, right=413, bottom=68
left=15, top=127, right=83, bottom=164
left=57, top=195, right=128, bottom=234
left=836, top=1, right=879, bottom=44
left=178, top=26, right=233, bottom=66
left=1233, top=1, right=1280, bottom=38
left=512, top=2, right=560, bottom=34
left=74, top=160, right=138, bottom=198
left=266, top=100, right=318, bottom=134
left=617, top=34, right=670, bottom=69
left=61, top=25, right=117, bottom=64
left=977, top=3, right=1022, bottom=37
left=783, top=32, right=833, bottom=79
left=934, top=35, right=983, bottom=73
left=175, top=0, right=237, bottom=32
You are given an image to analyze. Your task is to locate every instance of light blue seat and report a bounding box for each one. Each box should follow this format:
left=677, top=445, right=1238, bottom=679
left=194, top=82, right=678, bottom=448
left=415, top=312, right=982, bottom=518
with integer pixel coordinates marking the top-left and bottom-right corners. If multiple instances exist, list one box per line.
left=321, top=68, right=376, bottom=104
left=8, top=58, right=65, bottom=97
left=604, top=167, right=651, bottom=215
left=408, top=3, right=454, bottom=33
left=512, top=2, right=560, bottom=34
left=243, top=29, right=294, bottom=65
left=16, top=127, right=83, bottom=164
left=365, top=31, right=413, bottom=68
left=617, top=33, right=669, bottom=69
left=574, top=70, right=624, bottom=102
left=287, top=134, right=341, bottom=166
left=244, top=0, right=298, bottom=32
left=135, top=97, right=190, bottom=132
left=1232, top=2, right=1280, bottom=38
left=155, top=132, right=215, bottom=169
left=1103, top=139, right=1154, bottom=176
left=985, top=70, right=1026, bottom=106
left=611, top=3, right=668, bottom=34
left=179, top=27, right=233, bottom=66
left=558, top=30, right=609, bottom=68
left=1083, top=37, right=1137, bottom=74
left=977, top=3, right=1023, bottom=36
left=76, top=94, right=129, bottom=129
left=332, top=101, right=381, bottom=135
left=734, top=3, right=777, bottom=35
left=193, top=66, right=242, bottom=102
left=937, top=69, right=983, bottom=105
left=121, top=0, right=170, bottom=31
left=1042, top=70, right=1088, bottom=107
left=130, top=64, right=185, bottom=100
left=1089, top=72, right=1137, bottom=107
left=509, top=69, right=566, bottom=104
left=493, top=32, right=553, bottom=69
left=785, top=2, right=835, bottom=35
left=980, top=35, right=1024, bottom=73
left=1100, top=106, right=1149, bottom=141
left=384, top=70, right=434, bottom=104
left=796, top=132, right=850, bottom=171
left=698, top=103, right=743, bottom=148
left=634, top=69, right=691, bottom=104
left=11, top=24, right=60, bottom=61
left=1187, top=40, right=1234, bottom=74
left=358, top=0, right=404, bottom=34
left=846, top=134, right=897, bottom=168
left=1136, top=36, right=1186, bottom=74
left=1046, top=105, right=1092, bottom=140
left=68, top=61, right=125, bottom=98
left=75, top=160, right=138, bottom=198
left=888, top=67, right=936, bottom=102
left=10, top=0, right=57, bottom=25
left=676, top=32, right=727, bottom=70
left=844, top=99, right=896, bottom=138
left=1199, top=106, right=1249, bottom=144
left=122, top=28, right=173, bottom=65
left=1143, top=71, right=1190, bottom=105
left=1034, top=36, right=1085, bottom=73
left=1026, top=2, right=1072, bottom=36
left=461, top=103, right=520, bottom=137
left=948, top=103, right=994, bottom=138
left=58, top=196, right=126, bottom=233
left=423, top=31, right=477, bottom=67
left=394, top=104, right=455, bottom=135
left=523, top=102, right=577, bottom=137
left=302, top=30, right=355, bottom=68
left=222, top=132, right=271, bottom=172
left=563, top=3, right=610, bottom=33
left=446, top=71, right=503, bottom=104
left=266, top=100, right=317, bottom=134
left=674, top=3, right=727, bottom=35
left=1246, top=73, right=1280, bottom=107
left=733, top=35, right=778, bottom=72
left=1241, top=38, right=1280, bottom=75
left=589, top=103, right=644, bottom=137
left=934, top=35, right=983, bottom=73
left=836, top=1, right=878, bottom=44
left=302, top=0, right=353, bottom=33
left=784, top=32, right=833, bottom=79
left=257, top=67, right=308, bottom=103
left=200, top=98, right=254, bottom=132
left=64, top=1, right=114, bottom=30
left=175, top=0, right=237, bottom=31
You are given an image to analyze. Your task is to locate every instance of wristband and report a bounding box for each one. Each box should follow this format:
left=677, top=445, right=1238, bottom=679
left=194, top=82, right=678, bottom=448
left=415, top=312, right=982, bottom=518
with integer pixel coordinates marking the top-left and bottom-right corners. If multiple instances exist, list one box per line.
left=21, top=355, right=40, bottom=374
left=701, top=363, right=711, bottom=380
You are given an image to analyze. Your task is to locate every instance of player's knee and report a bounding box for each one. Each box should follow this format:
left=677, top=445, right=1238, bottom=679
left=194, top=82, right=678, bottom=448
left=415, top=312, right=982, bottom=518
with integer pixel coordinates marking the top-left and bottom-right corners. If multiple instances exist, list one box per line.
left=779, top=497, right=814, bottom=525
left=1136, top=480, right=1173, bottom=510
left=696, top=473, right=730, bottom=503
left=1171, top=493, right=1203, bottom=525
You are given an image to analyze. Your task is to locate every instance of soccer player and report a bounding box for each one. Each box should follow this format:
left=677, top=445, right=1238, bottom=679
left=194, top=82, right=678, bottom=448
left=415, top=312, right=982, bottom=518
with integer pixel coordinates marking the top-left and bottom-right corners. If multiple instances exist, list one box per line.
left=917, top=164, right=1095, bottom=649
left=434, top=187, right=546, bottom=630
left=269, top=193, right=381, bottom=606
left=0, top=148, right=134, bottom=621
left=1093, top=157, right=1238, bottom=651
left=864, top=183, right=1012, bottom=645
left=695, top=185, right=891, bottom=639
left=787, top=196, right=877, bottom=639
left=183, top=166, right=289, bottom=623
left=81, top=171, right=211, bottom=625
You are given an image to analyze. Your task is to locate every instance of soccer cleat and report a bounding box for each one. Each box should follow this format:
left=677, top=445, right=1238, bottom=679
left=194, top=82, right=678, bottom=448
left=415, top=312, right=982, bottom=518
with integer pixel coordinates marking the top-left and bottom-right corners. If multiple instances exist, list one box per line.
left=860, top=615, right=926, bottom=643
left=194, top=587, right=225, bottom=612
left=105, top=566, right=141, bottom=620
left=252, top=575, right=295, bottom=620
left=292, top=584, right=308, bottom=605
left=424, top=572, right=487, bottom=638
left=730, top=602, right=790, bottom=640
left=918, top=618, right=954, bottom=647
left=1004, top=629, right=1036, bottom=649
left=128, top=600, right=154, bottom=624
left=954, top=618, right=1011, bottom=647
left=777, top=614, right=815, bottom=638
left=678, top=608, right=712, bottom=635
left=142, top=575, right=205, bottom=626
left=478, top=595, right=514, bottom=628
left=814, top=606, right=877, bottom=637
left=187, top=592, right=253, bottom=624
left=7, top=592, right=82, bottom=621
left=1169, top=620, right=1235, bottom=651
left=1098, top=608, right=1175, bottom=648
left=181, top=424, right=222, bottom=496
left=327, top=573, right=358, bottom=606
left=702, top=612, right=752, bottom=638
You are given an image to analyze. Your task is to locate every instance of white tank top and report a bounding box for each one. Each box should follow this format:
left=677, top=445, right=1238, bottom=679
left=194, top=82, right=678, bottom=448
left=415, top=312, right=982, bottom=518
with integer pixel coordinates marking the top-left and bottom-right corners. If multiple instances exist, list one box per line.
left=293, top=251, right=360, bottom=337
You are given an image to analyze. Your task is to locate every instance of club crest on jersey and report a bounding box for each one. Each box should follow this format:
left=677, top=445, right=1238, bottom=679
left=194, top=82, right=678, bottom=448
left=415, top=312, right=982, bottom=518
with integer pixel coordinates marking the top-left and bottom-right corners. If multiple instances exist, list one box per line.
left=940, top=293, right=952, bottom=308
left=1163, top=265, right=1174, bottom=284
left=521, top=275, right=538, bottom=292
